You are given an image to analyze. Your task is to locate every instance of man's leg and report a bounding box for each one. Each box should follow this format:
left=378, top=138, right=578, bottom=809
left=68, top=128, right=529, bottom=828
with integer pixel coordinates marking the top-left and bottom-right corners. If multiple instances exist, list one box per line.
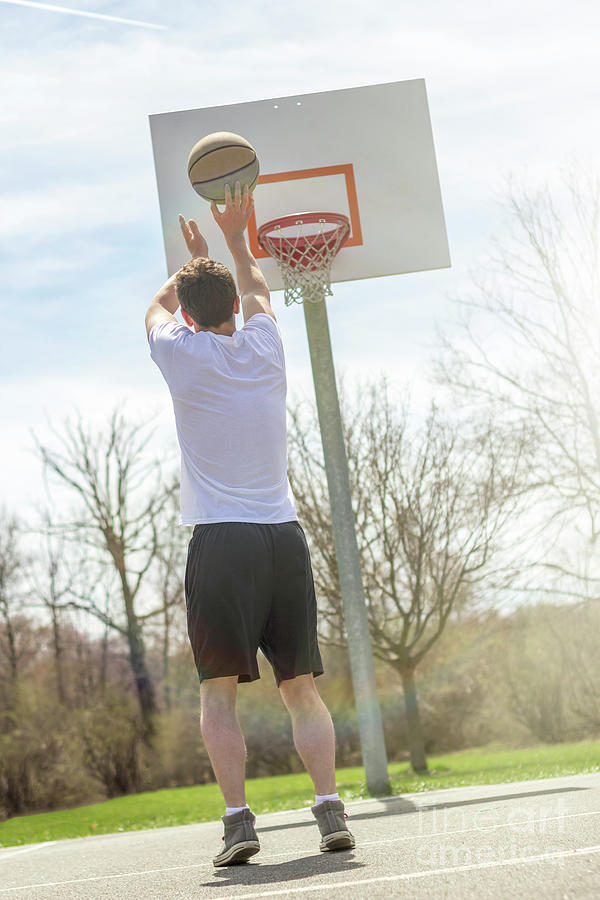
left=278, top=673, right=337, bottom=795
left=200, top=675, right=247, bottom=808
left=279, top=673, right=355, bottom=851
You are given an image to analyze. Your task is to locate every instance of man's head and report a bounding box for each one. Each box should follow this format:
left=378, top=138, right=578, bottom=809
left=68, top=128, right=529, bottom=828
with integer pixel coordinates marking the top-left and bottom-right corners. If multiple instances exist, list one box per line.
left=176, top=257, right=238, bottom=330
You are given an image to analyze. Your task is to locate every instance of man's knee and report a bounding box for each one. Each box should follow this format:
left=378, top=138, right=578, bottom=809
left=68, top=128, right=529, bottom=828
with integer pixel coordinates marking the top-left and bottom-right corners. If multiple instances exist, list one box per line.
left=279, top=673, right=320, bottom=710
left=200, top=675, right=238, bottom=714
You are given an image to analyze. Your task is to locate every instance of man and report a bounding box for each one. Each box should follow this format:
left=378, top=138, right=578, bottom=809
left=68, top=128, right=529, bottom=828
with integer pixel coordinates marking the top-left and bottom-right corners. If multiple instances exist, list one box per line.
left=145, top=182, right=355, bottom=866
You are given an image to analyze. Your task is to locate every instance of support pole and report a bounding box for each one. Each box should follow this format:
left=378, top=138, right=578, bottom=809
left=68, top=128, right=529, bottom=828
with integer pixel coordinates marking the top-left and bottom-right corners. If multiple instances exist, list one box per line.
left=302, top=291, right=390, bottom=795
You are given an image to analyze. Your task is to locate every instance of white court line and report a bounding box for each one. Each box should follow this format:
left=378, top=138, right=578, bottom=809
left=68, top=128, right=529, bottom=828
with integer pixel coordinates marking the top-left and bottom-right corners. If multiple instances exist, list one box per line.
left=0, top=0, right=166, bottom=29
left=261, top=807, right=600, bottom=860
left=221, top=845, right=600, bottom=900
left=1, top=808, right=599, bottom=893
left=0, top=862, right=208, bottom=893
left=0, top=842, right=58, bottom=859
left=256, top=808, right=600, bottom=862
left=358, top=807, right=600, bottom=849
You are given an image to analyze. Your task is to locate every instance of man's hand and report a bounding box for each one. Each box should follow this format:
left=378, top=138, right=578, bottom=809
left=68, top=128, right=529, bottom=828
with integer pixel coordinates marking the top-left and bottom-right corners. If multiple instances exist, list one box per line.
left=211, top=182, right=254, bottom=242
left=212, top=181, right=273, bottom=323
left=179, top=214, right=209, bottom=258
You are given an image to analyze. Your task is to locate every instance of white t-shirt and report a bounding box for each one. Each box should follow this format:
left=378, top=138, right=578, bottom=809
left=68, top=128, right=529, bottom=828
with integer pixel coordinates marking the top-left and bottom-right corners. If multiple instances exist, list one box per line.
left=149, top=313, right=298, bottom=526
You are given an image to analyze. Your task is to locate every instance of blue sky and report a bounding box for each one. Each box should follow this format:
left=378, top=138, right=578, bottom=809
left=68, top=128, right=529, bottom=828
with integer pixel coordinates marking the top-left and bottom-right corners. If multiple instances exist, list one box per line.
left=2, top=0, right=599, bottom=514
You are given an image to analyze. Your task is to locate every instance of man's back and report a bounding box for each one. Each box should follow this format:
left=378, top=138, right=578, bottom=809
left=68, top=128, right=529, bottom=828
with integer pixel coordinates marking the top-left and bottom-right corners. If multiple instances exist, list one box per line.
left=149, top=313, right=297, bottom=525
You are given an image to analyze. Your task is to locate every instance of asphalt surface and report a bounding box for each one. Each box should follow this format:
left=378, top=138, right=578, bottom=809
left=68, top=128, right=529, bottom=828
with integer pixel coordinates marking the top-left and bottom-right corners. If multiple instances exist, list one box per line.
left=1, top=772, right=600, bottom=898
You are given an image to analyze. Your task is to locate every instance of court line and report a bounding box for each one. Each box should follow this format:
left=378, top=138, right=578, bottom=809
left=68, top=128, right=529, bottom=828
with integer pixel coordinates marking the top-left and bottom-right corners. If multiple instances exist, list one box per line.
left=357, top=807, right=600, bottom=848
left=259, top=808, right=600, bottom=861
left=0, top=842, right=58, bottom=859
left=0, top=862, right=208, bottom=893
left=218, top=845, right=600, bottom=899
left=1, top=808, right=599, bottom=893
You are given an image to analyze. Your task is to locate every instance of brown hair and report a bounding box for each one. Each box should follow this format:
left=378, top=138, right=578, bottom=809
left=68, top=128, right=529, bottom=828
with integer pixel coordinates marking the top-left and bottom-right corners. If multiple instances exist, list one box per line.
left=175, top=258, right=237, bottom=328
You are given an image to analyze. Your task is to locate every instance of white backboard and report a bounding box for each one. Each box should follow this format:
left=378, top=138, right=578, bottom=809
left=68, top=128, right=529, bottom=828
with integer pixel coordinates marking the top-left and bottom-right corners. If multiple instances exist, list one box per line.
left=149, top=80, right=450, bottom=292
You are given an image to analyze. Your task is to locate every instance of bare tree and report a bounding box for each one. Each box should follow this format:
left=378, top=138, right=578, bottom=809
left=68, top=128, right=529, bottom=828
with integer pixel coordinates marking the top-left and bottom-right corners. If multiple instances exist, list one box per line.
left=434, top=168, right=600, bottom=595
left=25, top=513, right=76, bottom=705
left=288, top=378, right=527, bottom=772
left=33, top=408, right=176, bottom=739
left=147, top=491, right=188, bottom=711
left=0, top=511, right=43, bottom=816
left=0, top=510, right=26, bottom=704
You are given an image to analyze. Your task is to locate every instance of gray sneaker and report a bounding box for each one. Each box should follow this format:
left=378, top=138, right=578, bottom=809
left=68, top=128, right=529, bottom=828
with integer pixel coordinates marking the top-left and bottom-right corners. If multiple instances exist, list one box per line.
left=213, top=807, right=260, bottom=867
left=311, top=799, right=356, bottom=851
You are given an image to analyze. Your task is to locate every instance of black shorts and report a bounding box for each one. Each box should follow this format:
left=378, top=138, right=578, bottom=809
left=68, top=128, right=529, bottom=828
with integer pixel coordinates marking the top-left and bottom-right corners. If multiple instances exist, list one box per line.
left=184, top=520, right=324, bottom=687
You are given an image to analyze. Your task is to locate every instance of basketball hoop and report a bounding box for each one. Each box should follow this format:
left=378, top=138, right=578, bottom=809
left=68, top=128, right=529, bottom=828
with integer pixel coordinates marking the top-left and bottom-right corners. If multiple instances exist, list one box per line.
left=257, top=212, right=350, bottom=306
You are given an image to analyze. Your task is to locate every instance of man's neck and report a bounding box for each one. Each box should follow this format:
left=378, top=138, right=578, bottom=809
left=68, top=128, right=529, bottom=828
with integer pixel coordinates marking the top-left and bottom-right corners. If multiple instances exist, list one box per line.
left=196, top=320, right=236, bottom=337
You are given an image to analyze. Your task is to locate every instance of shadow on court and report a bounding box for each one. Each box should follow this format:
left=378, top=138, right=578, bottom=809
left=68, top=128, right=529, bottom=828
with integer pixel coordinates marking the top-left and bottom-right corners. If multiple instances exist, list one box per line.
left=255, top=796, right=416, bottom=833
left=201, top=851, right=365, bottom=889
left=414, top=784, right=588, bottom=813
left=256, top=784, right=586, bottom=834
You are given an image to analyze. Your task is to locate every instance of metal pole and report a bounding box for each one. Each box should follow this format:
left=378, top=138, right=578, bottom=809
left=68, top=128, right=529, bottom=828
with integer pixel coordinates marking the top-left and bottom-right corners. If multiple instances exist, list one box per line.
left=301, top=291, right=390, bottom=795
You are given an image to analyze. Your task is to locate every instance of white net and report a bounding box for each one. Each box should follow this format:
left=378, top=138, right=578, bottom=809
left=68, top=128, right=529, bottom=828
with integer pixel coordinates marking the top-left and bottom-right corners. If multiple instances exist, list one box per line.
left=258, top=214, right=350, bottom=306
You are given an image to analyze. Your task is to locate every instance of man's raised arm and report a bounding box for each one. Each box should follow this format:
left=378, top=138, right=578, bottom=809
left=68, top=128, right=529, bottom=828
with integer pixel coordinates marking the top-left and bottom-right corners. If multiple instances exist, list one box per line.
left=212, top=182, right=275, bottom=323
left=144, top=215, right=209, bottom=338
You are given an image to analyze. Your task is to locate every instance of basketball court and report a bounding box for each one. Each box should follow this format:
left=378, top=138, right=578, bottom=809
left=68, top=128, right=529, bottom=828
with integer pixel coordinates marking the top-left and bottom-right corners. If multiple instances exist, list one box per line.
left=2, top=772, right=600, bottom=898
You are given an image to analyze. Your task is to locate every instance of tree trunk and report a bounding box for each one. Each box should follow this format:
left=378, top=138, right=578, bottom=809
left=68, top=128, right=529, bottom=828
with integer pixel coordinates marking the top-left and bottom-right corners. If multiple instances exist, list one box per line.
left=400, top=665, right=429, bottom=774
left=50, top=603, right=66, bottom=705
left=0, top=604, right=18, bottom=686
left=100, top=625, right=109, bottom=696
left=125, top=616, right=156, bottom=740
left=118, top=567, right=156, bottom=741
left=163, top=606, right=171, bottom=711
left=74, top=634, right=84, bottom=703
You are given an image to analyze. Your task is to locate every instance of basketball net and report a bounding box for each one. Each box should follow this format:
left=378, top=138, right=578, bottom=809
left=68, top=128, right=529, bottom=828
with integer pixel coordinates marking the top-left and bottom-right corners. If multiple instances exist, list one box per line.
left=257, top=213, right=350, bottom=306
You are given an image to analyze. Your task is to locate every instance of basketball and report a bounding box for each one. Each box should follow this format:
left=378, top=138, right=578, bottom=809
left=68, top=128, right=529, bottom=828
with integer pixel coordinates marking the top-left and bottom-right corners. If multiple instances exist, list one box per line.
left=187, top=132, right=259, bottom=203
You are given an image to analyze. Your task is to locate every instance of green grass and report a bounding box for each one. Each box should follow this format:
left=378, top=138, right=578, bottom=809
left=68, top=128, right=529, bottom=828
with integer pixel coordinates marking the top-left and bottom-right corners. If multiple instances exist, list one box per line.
left=2, top=739, right=599, bottom=848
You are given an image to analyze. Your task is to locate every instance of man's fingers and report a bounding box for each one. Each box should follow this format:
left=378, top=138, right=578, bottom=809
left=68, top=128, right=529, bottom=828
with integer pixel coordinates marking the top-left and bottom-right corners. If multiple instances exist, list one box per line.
left=224, top=183, right=232, bottom=210
left=189, top=219, right=200, bottom=235
left=234, top=180, right=241, bottom=206
left=178, top=214, right=194, bottom=250
left=210, top=201, right=220, bottom=221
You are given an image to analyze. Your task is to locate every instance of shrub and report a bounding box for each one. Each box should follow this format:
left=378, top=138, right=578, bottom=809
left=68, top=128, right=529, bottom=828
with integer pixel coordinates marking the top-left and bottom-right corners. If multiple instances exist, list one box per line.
left=73, top=688, right=145, bottom=798
left=0, top=681, right=98, bottom=819
left=150, top=705, right=213, bottom=788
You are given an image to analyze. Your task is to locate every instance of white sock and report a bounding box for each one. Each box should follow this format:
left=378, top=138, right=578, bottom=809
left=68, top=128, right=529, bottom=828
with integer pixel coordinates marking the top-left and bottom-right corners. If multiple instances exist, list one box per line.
left=225, top=805, right=249, bottom=816
left=314, top=792, right=340, bottom=806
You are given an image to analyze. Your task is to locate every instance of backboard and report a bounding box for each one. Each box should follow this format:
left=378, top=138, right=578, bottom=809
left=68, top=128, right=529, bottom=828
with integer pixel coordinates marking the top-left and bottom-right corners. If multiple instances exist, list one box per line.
left=149, top=80, right=450, bottom=293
